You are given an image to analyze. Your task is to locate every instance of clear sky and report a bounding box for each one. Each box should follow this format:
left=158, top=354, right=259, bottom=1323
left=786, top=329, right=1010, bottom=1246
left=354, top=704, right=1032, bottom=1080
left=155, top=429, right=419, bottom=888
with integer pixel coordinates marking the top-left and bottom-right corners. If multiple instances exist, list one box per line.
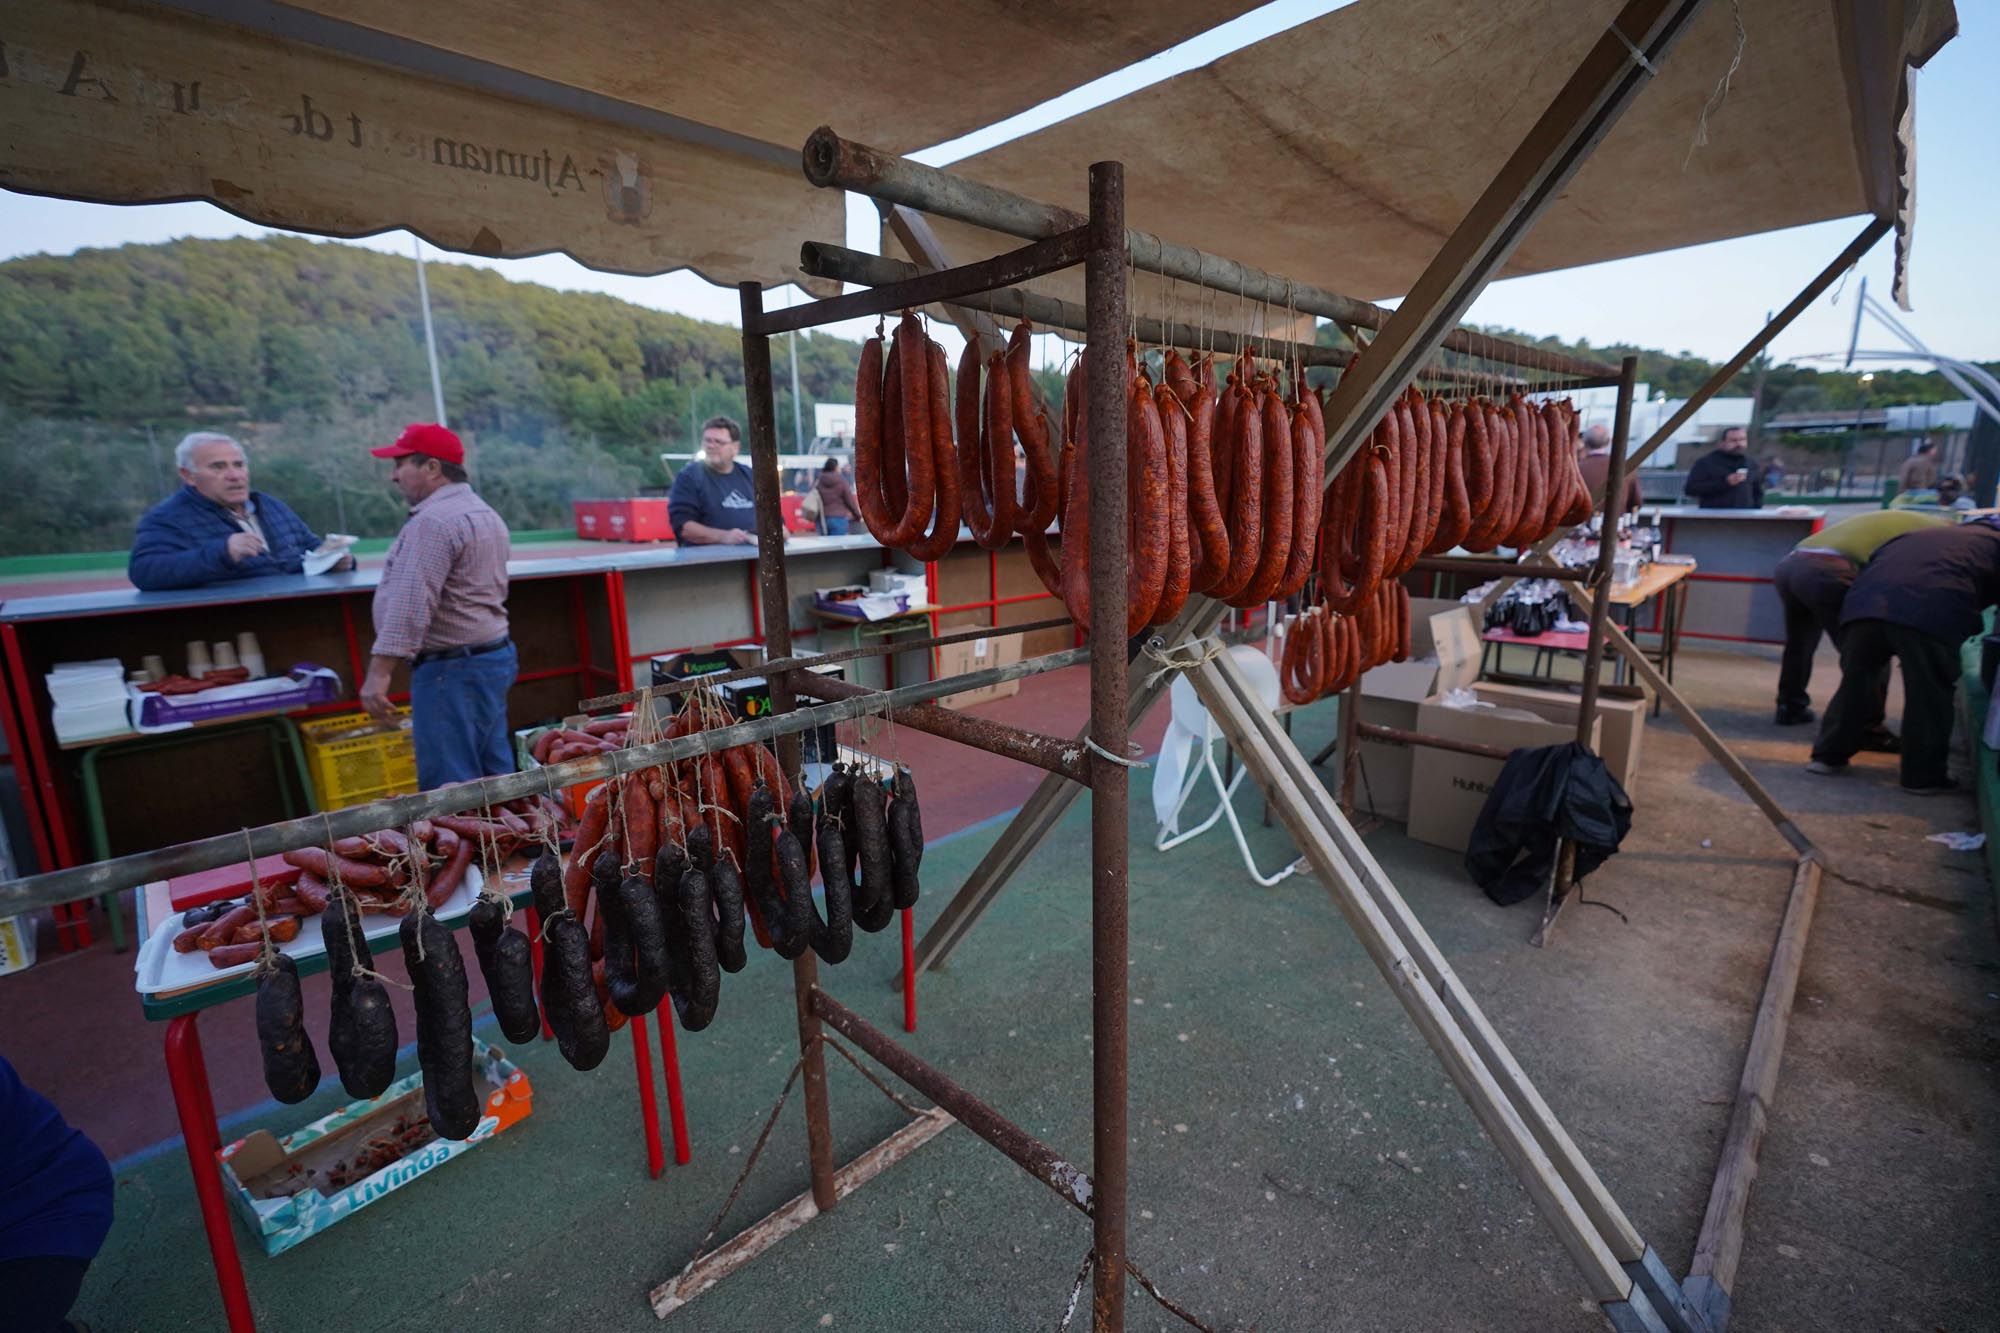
left=1, top=0, right=1991, bottom=372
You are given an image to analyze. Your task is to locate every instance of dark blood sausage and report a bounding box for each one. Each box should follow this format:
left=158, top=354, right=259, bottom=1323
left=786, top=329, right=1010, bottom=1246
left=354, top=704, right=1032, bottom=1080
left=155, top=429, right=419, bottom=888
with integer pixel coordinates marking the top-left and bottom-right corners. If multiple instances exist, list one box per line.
left=595, top=850, right=643, bottom=1014
left=852, top=334, right=901, bottom=543
left=820, top=763, right=859, bottom=889
left=887, top=768, right=924, bottom=911
left=401, top=909, right=480, bottom=1140
left=616, top=872, right=671, bottom=1016
left=324, top=888, right=398, bottom=1098
left=1010, top=321, right=1060, bottom=535
left=532, top=850, right=610, bottom=1072
left=786, top=787, right=816, bottom=884
left=256, top=953, right=321, bottom=1105
left=707, top=852, right=747, bottom=975
left=742, top=781, right=786, bottom=952
left=811, top=797, right=855, bottom=965
left=469, top=897, right=542, bottom=1045
left=848, top=772, right=895, bottom=933
left=672, top=864, right=721, bottom=1032
left=772, top=826, right=814, bottom=962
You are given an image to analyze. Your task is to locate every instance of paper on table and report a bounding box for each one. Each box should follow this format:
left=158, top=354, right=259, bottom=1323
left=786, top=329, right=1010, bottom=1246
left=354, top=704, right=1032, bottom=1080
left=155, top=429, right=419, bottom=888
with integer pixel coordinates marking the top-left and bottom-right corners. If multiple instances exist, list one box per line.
left=303, top=534, right=358, bottom=576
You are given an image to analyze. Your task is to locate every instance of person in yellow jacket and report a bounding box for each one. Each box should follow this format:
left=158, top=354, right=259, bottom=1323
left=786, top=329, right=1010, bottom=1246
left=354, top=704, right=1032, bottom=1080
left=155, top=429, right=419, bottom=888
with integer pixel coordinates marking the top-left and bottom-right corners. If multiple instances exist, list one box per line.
left=1771, top=508, right=1944, bottom=728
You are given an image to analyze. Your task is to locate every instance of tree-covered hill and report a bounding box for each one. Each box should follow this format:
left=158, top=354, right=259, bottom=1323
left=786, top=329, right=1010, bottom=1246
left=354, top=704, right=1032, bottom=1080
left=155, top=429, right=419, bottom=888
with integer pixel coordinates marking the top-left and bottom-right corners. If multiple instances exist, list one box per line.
left=0, top=233, right=1985, bottom=558
left=0, top=234, right=862, bottom=554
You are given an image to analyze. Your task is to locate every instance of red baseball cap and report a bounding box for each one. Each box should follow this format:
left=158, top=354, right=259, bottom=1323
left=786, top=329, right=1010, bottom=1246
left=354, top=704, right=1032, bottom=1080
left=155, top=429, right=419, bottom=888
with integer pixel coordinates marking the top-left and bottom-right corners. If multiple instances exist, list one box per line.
left=371, top=423, right=464, bottom=465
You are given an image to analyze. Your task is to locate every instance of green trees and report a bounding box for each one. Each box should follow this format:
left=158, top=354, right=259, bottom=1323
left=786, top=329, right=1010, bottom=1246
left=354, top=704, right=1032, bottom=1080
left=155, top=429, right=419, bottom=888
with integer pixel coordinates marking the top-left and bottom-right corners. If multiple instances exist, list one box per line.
left=0, top=234, right=865, bottom=555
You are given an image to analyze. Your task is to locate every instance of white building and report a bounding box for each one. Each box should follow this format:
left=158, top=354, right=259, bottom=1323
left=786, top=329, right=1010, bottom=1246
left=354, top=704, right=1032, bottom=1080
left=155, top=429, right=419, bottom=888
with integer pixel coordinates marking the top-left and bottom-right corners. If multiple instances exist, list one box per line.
left=1559, top=383, right=1755, bottom=468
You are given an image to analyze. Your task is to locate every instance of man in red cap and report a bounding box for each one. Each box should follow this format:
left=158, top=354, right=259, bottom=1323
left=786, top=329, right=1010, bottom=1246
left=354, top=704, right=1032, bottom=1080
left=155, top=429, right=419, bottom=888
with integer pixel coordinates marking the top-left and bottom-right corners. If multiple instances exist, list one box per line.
left=359, top=423, right=515, bottom=789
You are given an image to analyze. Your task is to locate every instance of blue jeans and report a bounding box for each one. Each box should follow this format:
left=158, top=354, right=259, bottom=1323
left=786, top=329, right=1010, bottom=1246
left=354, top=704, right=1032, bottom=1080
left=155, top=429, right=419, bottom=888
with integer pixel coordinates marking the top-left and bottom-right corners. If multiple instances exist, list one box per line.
left=823, top=516, right=850, bottom=536
left=410, top=641, right=517, bottom=790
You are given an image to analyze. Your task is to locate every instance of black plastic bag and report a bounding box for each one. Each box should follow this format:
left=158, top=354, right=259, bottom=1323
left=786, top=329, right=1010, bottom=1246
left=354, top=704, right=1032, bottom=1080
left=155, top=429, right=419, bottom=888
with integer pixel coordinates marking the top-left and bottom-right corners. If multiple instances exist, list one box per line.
left=1463, top=742, right=1632, bottom=907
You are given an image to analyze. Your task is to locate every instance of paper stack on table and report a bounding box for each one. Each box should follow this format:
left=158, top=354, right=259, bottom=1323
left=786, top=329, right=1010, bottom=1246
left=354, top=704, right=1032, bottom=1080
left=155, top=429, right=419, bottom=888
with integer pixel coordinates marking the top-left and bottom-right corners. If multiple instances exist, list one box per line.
left=46, top=659, right=132, bottom=742
left=302, top=533, right=358, bottom=576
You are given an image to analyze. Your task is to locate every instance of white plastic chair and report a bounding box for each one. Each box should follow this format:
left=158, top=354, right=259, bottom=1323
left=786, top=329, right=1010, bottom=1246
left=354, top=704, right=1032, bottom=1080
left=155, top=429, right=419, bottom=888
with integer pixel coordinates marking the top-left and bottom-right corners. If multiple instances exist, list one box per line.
left=1150, top=644, right=1304, bottom=886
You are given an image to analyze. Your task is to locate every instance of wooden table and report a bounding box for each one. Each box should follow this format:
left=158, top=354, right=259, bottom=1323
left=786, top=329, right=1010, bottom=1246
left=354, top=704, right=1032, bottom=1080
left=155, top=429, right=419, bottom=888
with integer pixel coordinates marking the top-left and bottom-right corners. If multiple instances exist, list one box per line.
left=1481, top=560, right=1694, bottom=710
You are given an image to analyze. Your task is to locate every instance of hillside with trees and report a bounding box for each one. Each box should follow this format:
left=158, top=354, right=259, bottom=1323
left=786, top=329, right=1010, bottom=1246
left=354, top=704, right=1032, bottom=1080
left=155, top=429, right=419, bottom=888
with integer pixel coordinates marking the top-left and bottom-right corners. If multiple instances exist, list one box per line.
left=0, top=235, right=862, bottom=555
left=1, top=233, right=1987, bottom=557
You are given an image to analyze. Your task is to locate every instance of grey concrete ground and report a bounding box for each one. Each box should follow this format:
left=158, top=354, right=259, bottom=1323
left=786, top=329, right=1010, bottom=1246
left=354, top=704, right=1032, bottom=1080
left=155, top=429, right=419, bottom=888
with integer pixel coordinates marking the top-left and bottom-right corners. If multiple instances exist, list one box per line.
left=75, top=639, right=1999, bottom=1330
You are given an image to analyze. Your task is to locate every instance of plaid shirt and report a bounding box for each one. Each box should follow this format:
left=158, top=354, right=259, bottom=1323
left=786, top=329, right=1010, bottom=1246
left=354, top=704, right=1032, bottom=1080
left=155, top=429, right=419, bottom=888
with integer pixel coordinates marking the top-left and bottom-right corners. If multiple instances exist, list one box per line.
left=370, top=483, right=511, bottom=659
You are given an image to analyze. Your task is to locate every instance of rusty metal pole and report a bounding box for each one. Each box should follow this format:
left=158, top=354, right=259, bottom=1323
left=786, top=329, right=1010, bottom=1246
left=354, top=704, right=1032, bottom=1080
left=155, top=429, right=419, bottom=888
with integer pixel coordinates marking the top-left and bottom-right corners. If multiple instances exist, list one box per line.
left=739, top=281, right=837, bottom=1212
left=1575, top=356, right=1638, bottom=729
left=1083, top=160, right=1131, bottom=1333
left=1339, top=677, right=1363, bottom=818
left=1539, top=354, right=1639, bottom=947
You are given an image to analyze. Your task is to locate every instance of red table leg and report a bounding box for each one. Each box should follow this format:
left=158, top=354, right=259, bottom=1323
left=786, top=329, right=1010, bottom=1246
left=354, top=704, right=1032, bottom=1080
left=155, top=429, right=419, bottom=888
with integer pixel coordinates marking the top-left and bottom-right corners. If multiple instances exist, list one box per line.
left=521, top=906, right=553, bottom=1040
left=655, top=1011, right=692, bottom=1166
left=901, top=908, right=918, bottom=1033
left=164, top=1014, right=256, bottom=1332
left=628, top=1015, right=665, bottom=1179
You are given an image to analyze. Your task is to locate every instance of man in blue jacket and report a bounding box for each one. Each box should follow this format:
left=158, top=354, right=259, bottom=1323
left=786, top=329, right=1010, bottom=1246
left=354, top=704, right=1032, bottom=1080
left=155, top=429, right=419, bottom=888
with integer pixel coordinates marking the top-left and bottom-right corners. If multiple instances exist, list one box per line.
left=669, top=416, right=783, bottom=546
left=127, top=433, right=342, bottom=590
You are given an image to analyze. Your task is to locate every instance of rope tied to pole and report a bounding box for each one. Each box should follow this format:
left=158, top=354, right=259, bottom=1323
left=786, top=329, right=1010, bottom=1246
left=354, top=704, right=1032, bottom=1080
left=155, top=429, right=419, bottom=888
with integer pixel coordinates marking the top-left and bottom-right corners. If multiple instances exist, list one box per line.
left=1140, top=637, right=1231, bottom=690
left=1082, top=735, right=1150, bottom=770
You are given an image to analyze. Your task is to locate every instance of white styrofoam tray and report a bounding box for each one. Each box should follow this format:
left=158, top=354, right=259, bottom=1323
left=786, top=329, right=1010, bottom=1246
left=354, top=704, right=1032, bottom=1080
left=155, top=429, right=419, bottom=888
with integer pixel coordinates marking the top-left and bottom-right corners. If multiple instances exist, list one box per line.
left=132, top=867, right=484, bottom=997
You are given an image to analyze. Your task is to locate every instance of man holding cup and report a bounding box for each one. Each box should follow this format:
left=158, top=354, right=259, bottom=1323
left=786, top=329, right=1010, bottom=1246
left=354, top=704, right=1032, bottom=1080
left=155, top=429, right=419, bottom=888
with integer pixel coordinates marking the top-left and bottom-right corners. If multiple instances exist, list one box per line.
left=1682, top=426, right=1764, bottom=509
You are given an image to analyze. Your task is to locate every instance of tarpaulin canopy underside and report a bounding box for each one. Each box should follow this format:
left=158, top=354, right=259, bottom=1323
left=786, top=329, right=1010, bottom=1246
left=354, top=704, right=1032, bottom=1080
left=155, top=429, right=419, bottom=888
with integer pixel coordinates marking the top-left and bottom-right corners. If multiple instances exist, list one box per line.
left=908, top=0, right=1955, bottom=319
left=0, top=0, right=1242, bottom=291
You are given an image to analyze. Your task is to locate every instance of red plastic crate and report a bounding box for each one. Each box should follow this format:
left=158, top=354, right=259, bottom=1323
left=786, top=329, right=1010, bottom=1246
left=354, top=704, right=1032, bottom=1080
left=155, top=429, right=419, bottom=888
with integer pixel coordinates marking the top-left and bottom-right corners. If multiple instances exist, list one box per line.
left=573, top=498, right=674, bottom=543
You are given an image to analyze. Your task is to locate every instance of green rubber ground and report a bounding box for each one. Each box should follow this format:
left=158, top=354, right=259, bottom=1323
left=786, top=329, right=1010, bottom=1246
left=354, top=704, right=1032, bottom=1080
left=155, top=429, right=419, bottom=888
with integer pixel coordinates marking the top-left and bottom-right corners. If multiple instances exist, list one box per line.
left=72, top=665, right=2000, bottom=1330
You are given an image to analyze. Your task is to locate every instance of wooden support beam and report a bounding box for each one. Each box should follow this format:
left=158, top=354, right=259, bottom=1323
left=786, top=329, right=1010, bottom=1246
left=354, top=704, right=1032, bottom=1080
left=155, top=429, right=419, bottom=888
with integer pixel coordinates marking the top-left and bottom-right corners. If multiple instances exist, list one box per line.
left=1571, top=587, right=1815, bottom=858
left=1187, top=647, right=1641, bottom=1307
left=1682, top=856, right=1824, bottom=1333
left=1478, top=218, right=1891, bottom=618
left=648, top=1107, right=955, bottom=1317
left=1200, top=648, right=1650, bottom=1264
left=1320, top=0, right=1708, bottom=464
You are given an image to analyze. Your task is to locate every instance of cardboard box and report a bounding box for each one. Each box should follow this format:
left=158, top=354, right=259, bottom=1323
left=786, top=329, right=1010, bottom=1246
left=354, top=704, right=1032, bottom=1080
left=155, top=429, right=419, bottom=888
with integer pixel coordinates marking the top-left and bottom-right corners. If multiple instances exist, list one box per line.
left=1468, top=681, right=1645, bottom=796
left=1408, top=700, right=1601, bottom=854
left=219, top=1040, right=531, bottom=1256
left=0, top=913, right=35, bottom=976
left=937, top=633, right=1022, bottom=709
left=1349, top=599, right=1475, bottom=821
left=573, top=498, right=675, bottom=542
left=648, top=648, right=842, bottom=764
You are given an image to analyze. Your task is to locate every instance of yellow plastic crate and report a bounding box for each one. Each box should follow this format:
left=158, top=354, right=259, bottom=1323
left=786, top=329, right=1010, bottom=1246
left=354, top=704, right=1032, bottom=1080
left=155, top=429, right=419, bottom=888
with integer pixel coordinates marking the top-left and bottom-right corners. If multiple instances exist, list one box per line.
left=299, top=708, right=418, bottom=810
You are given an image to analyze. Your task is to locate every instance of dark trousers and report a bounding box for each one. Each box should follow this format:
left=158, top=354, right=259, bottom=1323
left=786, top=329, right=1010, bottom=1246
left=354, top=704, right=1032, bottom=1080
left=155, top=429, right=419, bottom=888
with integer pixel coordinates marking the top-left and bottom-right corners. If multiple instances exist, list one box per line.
left=1812, top=619, right=1959, bottom=786
left=1774, top=553, right=1853, bottom=714
left=0, top=1254, right=91, bottom=1331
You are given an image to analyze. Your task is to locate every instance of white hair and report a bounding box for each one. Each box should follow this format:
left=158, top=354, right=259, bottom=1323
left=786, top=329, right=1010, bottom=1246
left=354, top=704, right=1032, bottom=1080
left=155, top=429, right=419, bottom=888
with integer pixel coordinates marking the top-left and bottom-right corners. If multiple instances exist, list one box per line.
left=175, top=432, right=243, bottom=470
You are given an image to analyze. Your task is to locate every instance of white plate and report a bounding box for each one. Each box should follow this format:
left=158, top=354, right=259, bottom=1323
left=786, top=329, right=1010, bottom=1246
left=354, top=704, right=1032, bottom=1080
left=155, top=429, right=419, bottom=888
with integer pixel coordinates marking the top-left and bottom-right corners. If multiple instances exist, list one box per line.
left=133, top=867, right=484, bottom=998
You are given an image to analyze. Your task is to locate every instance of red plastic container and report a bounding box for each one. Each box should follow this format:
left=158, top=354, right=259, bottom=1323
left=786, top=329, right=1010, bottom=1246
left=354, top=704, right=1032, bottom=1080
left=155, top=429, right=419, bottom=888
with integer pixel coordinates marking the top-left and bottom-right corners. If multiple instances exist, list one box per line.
left=168, top=855, right=302, bottom=911
left=573, top=498, right=675, bottom=543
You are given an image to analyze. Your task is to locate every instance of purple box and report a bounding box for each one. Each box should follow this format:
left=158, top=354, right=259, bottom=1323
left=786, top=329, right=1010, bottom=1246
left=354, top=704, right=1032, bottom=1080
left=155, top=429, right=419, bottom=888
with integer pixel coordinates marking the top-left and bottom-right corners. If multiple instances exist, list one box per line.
left=138, top=665, right=342, bottom=728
